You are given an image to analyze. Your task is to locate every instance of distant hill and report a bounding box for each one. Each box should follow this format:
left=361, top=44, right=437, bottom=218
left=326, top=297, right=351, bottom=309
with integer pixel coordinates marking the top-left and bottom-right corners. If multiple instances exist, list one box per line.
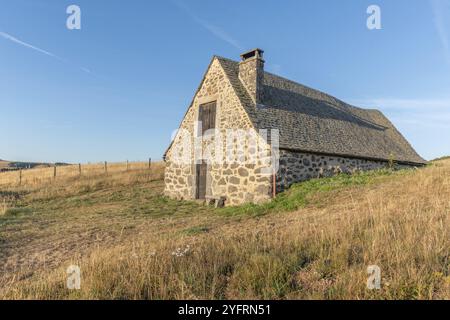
left=432, top=155, right=450, bottom=161
left=0, top=160, right=10, bottom=170
left=0, top=160, right=70, bottom=172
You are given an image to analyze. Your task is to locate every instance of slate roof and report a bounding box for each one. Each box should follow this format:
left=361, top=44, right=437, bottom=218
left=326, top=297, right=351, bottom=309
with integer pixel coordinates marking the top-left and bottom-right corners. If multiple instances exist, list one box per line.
left=216, top=56, right=426, bottom=165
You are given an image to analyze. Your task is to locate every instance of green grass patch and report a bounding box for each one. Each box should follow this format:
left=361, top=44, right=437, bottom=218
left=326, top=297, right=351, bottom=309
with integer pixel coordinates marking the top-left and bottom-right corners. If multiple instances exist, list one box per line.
left=219, top=169, right=402, bottom=217
left=0, top=206, right=33, bottom=217
left=182, top=225, right=210, bottom=235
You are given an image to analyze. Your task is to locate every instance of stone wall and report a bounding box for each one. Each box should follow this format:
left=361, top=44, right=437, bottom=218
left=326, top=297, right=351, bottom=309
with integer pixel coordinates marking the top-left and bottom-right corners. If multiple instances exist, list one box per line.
left=276, top=149, right=401, bottom=192
left=164, top=57, right=273, bottom=206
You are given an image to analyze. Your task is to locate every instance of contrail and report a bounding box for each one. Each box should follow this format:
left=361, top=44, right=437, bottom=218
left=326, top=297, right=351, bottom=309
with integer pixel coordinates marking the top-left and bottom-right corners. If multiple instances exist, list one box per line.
left=430, top=0, right=450, bottom=65
left=172, top=1, right=243, bottom=51
left=0, top=31, right=66, bottom=62
left=0, top=31, right=93, bottom=74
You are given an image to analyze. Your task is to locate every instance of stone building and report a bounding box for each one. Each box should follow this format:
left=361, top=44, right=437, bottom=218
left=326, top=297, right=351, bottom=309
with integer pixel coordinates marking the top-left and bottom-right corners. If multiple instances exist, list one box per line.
left=163, top=49, right=426, bottom=206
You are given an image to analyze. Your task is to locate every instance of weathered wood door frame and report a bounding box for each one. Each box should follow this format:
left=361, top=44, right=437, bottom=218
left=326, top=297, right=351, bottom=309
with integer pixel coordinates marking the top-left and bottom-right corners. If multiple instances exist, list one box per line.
left=195, top=161, right=207, bottom=199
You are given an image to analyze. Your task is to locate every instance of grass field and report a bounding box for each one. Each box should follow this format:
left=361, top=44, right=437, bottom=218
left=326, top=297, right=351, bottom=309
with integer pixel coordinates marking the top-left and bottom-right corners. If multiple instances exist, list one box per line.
left=0, top=161, right=153, bottom=186
left=0, top=159, right=449, bottom=299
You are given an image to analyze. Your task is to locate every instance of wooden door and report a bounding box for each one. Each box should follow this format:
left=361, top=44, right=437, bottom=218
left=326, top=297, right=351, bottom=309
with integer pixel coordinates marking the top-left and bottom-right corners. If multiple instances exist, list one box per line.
left=196, top=161, right=207, bottom=199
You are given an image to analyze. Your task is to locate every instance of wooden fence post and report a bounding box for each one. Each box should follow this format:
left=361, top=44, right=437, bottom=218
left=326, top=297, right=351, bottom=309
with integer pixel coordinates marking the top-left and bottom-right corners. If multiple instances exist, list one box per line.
left=272, top=169, right=277, bottom=198
left=19, top=169, right=22, bottom=186
left=104, top=161, right=108, bottom=174
left=149, top=158, right=152, bottom=170
left=53, top=165, right=57, bottom=179
left=78, top=163, right=82, bottom=176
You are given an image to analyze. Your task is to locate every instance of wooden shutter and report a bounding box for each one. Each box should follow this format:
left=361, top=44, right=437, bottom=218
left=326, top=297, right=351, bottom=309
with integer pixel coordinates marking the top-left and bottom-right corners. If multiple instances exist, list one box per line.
left=200, top=102, right=216, bottom=134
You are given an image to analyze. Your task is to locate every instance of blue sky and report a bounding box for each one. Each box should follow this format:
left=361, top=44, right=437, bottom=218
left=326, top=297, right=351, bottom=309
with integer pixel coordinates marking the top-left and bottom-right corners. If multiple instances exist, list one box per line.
left=1, top=0, right=449, bottom=163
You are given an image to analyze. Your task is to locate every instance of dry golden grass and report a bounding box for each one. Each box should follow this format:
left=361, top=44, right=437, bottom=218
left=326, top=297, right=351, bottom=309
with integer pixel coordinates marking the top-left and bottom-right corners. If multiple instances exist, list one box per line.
left=0, top=159, right=449, bottom=300
left=0, top=199, right=7, bottom=216
left=0, top=161, right=156, bottom=187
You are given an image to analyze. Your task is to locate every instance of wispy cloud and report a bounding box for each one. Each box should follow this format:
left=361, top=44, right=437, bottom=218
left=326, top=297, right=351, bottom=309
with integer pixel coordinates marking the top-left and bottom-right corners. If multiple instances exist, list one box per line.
left=348, top=97, right=450, bottom=128
left=173, top=1, right=243, bottom=50
left=349, top=98, right=450, bottom=110
left=0, top=31, right=93, bottom=75
left=81, top=67, right=93, bottom=75
left=349, top=97, right=450, bottom=159
left=430, top=0, right=450, bottom=65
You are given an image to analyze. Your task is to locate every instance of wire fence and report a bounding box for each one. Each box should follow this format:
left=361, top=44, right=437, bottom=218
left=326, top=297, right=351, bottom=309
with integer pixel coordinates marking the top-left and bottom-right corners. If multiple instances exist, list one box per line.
left=0, top=159, right=160, bottom=187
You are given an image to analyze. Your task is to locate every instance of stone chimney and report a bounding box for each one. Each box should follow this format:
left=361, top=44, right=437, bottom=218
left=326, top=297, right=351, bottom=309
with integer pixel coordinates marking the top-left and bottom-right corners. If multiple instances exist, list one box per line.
left=238, top=48, right=264, bottom=105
